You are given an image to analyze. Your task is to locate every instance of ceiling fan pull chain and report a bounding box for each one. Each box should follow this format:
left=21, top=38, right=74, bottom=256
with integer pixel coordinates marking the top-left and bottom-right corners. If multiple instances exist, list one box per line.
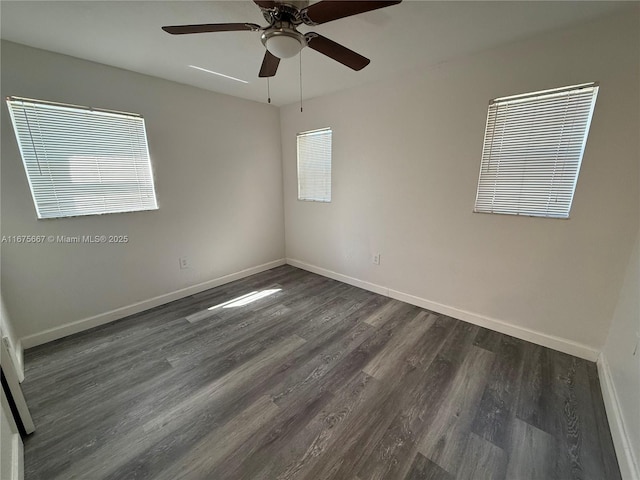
left=267, top=77, right=271, bottom=104
left=299, top=50, right=303, bottom=112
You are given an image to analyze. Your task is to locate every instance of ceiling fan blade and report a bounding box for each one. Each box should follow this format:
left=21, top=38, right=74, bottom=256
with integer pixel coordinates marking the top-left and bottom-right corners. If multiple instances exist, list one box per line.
left=259, top=50, right=280, bottom=77
left=305, top=33, right=370, bottom=71
left=301, top=1, right=401, bottom=25
left=162, top=23, right=261, bottom=35
left=253, top=0, right=277, bottom=8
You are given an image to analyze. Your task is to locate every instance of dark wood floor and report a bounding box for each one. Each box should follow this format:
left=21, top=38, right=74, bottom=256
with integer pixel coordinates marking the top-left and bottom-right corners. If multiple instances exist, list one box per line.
left=21, top=265, right=620, bottom=480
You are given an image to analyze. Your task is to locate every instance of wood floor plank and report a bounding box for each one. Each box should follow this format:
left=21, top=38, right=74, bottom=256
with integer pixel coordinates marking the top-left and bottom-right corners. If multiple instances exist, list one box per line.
left=292, top=291, right=382, bottom=342
left=266, top=372, right=381, bottom=480
left=297, top=303, right=425, bottom=400
left=23, top=272, right=321, bottom=397
left=155, top=395, right=281, bottom=480
left=573, top=360, right=618, bottom=480
left=165, top=279, right=339, bottom=364
left=470, top=335, right=525, bottom=450
left=166, top=302, right=296, bottom=368
left=224, top=309, right=436, bottom=480
left=472, top=327, right=503, bottom=353
left=455, top=433, right=507, bottom=480
left=515, top=343, right=554, bottom=435
left=27, top=357, right=173, bottom=423
left=23, top=265, right=308, bottom=377
left=356, top=319, right=481, bottom=480
left=102, top=303, right=376, bottom=480
left=48, top=334, right=307, bottom=480
left=356, top=355, right=455, bottom=480
left=362, top=310, right=436, bottom=380
left=585, top=362, right=622, bottom=480
left=168, top=296, right=398, bottom=480
left=24, top=296, right=318, bottom=469
left=363, top=299, right=409, bottom=327
left=20, top=266, right=622, bottom=480
left=23, top=314, right=190, bottom=389
left=418, top=346, right=495, bottom=475
left=158, top=277, right=344, bottom=374
left=269, top=295, right=389, bottom=406
left=403, top=453, right=454, bottom=480
left=548, top=350, right=616, bottom=480
left=549, top=350, right=621, bottom=480
left=437, top=320, right=480, bottom=366
left=303, top=316, right=458, bottom=480
left=204, top=388, right=334, bottom=480
left=505, top=418, right=555, bottom=480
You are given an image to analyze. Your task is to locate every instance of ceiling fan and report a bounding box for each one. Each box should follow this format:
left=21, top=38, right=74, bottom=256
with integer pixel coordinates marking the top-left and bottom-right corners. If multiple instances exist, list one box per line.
left=162, top=0, right=402, bottom=78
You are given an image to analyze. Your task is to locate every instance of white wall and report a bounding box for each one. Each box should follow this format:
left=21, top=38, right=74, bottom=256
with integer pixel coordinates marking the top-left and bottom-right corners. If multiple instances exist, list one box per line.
left=1, top=41, right=285, bottom=344
left=601, top=228, right=640, bottom=480
left=280, top=8, right=639, bottom=357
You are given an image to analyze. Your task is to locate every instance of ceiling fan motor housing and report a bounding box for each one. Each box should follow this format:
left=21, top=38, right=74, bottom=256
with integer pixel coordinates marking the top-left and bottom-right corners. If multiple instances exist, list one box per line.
left=261, top=1, right=309, bottom=24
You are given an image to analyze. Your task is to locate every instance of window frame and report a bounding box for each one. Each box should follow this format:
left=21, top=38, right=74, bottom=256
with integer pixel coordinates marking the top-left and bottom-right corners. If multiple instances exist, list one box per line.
left=6, top=96, right=158, bottom=220
left=296, top=127, right=332, bottom=203
left=473, top=82, right=599, bottom=219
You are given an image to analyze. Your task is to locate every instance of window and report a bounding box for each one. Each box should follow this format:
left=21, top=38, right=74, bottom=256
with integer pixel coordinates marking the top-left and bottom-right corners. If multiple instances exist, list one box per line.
left=474, top=83, right=598, bottom=218
left=6, top=96, right=158, bottom=219
left=297, top=128, right=332, bottom=202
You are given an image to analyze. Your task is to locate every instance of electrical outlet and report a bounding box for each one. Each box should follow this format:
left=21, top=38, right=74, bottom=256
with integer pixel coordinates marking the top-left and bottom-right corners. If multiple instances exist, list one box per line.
left=179, top=257, right=189, bottom=269
left=373, top=253, right=381, bottom=265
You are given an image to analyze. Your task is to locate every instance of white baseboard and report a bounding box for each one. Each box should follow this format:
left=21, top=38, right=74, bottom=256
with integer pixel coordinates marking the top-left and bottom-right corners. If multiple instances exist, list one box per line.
left=21, top=259, right=286, bottom=349
left=389, top=289, right=599, bottom=361
left=597, top=354, right=640, bottom=480
left=286, top=258, right=600, bottom=361
left=286, top=258, right=389, bottom=296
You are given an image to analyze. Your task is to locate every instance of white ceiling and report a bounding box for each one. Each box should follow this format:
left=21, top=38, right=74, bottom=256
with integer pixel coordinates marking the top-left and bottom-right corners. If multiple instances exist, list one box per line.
left=0, top=1, right=628, bottom=106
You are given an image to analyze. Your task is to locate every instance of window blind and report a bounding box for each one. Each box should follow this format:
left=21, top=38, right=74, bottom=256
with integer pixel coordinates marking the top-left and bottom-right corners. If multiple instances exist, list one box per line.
left=297, top=128, right=332, bottom=202
left=474, top=83, right=598, bottom=218
left=6, top=97, right=158, bottom=219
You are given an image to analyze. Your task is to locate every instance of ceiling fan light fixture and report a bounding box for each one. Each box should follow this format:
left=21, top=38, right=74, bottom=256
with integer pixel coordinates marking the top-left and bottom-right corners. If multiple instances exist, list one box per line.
left=261, top=29, right=305, bottom=59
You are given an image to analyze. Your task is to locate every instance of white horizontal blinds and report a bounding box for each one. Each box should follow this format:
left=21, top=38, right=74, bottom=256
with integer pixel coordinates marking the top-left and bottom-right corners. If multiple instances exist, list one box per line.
left=475, top=83, right=598, bottom=218
left=297, top=128, right=332, bottom=202
left=6, top=97, right=158, bottom=219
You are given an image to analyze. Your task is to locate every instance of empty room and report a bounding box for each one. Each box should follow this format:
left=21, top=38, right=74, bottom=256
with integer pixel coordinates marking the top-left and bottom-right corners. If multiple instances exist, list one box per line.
left=0, top=1, right=638, bottom=479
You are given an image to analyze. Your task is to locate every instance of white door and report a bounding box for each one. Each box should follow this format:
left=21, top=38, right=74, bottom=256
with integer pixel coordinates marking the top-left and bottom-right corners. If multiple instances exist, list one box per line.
left=1, top=388, right=23, bottom=480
